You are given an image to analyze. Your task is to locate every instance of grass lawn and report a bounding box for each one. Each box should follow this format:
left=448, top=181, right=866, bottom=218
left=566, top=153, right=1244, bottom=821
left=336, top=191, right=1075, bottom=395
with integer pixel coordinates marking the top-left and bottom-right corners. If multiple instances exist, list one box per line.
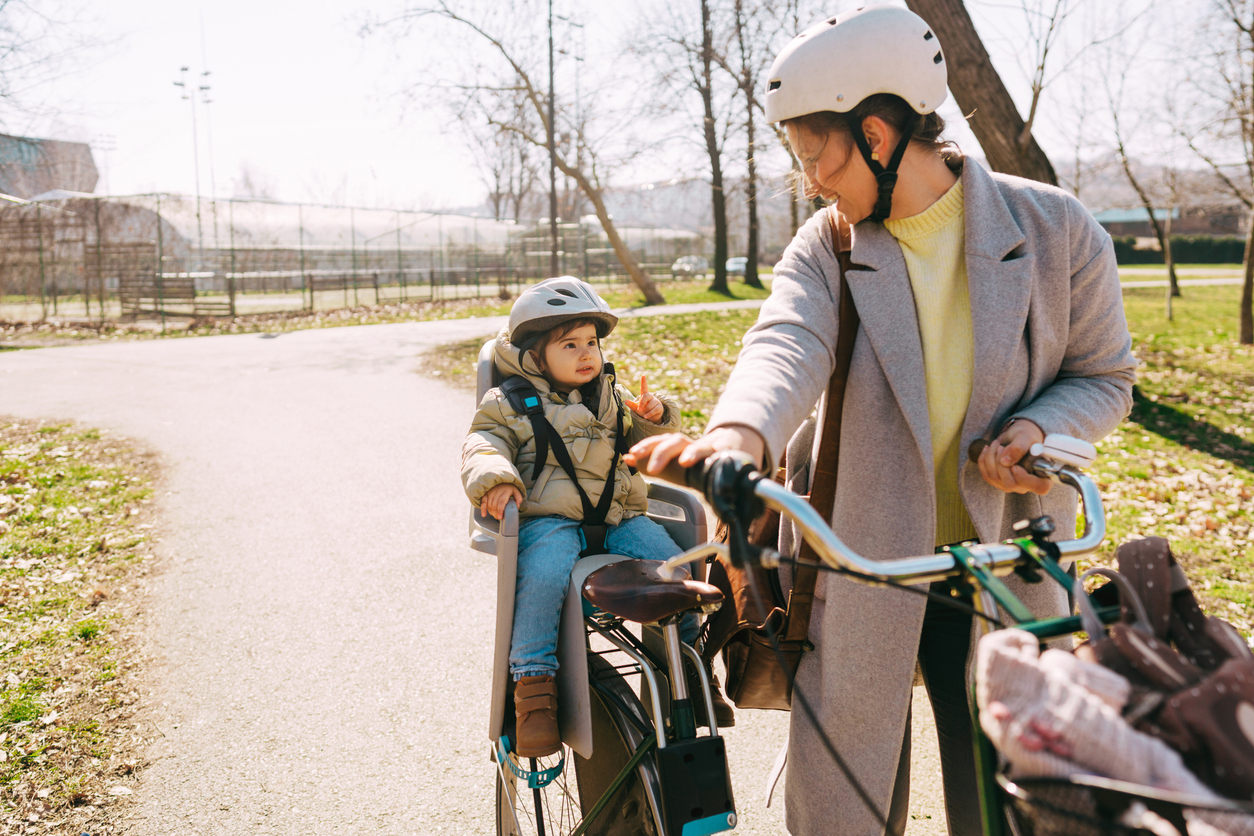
left=0, top=420, right=156, bottom=832
left=434, top=284, right=1254, bottom=625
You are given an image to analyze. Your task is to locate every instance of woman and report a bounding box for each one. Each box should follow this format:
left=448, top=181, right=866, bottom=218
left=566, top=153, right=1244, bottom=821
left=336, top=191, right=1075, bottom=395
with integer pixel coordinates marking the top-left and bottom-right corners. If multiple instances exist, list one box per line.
left=626, top=5, right=1136, bottom=835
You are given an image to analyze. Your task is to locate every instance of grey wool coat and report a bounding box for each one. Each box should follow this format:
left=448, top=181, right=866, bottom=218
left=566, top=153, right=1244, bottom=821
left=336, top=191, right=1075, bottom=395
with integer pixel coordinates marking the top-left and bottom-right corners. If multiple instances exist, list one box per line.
left=707, top=159, right=1137, bottom=835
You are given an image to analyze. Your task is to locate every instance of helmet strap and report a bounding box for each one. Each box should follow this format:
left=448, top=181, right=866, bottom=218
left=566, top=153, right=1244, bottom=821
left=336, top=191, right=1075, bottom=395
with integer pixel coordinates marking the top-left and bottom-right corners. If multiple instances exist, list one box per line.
left=844, top=112, right=918, bottom=223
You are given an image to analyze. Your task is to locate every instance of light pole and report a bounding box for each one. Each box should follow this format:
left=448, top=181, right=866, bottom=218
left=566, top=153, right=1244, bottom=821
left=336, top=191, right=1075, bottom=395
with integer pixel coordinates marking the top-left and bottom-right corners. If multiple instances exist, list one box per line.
left=547, top=0, right=559, bottom=277
left=173, top=67, right=205, bottom=270
left=199, top=72, right=221, bottom=264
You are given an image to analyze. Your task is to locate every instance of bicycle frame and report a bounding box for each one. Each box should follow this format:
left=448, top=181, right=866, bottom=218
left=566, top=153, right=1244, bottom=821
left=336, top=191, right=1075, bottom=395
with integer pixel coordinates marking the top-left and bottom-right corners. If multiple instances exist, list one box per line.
left=654, top=449, right=1121, bottom=836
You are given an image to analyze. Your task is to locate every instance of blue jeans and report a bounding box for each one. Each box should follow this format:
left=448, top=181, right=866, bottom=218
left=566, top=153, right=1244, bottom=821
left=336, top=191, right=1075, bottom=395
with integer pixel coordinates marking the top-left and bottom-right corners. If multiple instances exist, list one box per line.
left=510, top=514, right=700, bottom=679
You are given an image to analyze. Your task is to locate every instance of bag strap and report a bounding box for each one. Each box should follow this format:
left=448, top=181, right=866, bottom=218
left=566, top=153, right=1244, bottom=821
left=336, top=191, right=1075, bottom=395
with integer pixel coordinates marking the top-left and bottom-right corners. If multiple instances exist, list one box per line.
left=782, top=209, right=860, bottom=642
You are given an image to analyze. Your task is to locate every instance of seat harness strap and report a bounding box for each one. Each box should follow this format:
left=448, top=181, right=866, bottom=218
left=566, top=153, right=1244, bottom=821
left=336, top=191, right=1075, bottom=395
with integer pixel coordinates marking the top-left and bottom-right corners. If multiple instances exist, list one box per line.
left=501, top=366, right=628, bottom=556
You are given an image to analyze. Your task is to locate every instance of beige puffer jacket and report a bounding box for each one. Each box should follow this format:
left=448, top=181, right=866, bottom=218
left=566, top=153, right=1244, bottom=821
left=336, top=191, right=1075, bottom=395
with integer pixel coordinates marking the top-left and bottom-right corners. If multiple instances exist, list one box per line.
left=461, top=328, right=682, bottom=524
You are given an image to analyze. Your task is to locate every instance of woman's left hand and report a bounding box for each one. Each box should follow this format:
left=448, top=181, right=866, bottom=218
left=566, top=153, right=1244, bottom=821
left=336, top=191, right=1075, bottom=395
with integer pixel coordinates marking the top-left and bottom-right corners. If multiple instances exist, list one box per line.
left=625, top=375, right=665, bottom=423
left=977, top=418, right=1052, bottom=496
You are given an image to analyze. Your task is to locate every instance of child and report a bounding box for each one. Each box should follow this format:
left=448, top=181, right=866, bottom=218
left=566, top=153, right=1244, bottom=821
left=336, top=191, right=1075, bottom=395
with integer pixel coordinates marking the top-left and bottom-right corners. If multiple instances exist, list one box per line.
left=462, top=277, right=721, bottom=758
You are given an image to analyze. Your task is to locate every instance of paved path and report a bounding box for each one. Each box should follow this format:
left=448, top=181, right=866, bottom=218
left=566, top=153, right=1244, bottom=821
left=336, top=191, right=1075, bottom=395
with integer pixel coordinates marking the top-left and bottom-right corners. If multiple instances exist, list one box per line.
left=0, top=314, right=949, bottom=835
left=1120, top=277, right=1244, bottom=288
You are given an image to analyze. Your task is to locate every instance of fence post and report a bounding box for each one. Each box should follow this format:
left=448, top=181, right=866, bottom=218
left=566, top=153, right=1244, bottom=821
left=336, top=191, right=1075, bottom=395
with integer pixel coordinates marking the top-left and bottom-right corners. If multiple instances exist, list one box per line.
left=350, top=207, right=358, bottom=308
left=395, top=210, right=405, bottom=302
left=93, top=199, right=105, bottom=322
left=228, top=199, right=237, bottom=317
left=156, top=194, right=166, bottom=332
left=299, top=204, right=309, bottom=311
left=35, top=205, right=47, bottom=321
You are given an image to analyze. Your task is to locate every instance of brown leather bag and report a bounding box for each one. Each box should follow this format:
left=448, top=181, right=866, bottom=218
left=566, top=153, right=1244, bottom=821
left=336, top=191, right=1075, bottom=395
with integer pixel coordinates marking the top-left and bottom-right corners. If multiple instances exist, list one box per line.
left=1077, top=537, right=1254, bottom=800
left=699, top=209, right=859, bottom=710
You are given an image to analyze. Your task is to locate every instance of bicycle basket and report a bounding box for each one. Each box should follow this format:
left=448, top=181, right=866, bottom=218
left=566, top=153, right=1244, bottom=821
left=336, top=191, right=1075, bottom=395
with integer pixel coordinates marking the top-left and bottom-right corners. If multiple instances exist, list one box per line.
left=997, top=772, right=1254, bottom=836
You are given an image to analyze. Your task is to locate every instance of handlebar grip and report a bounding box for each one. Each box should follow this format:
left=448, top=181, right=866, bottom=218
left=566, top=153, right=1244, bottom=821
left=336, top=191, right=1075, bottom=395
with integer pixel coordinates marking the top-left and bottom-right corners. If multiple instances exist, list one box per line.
left=651, top=456, right=706, bottom=490
left=967, top=438, right=1041, bottom=472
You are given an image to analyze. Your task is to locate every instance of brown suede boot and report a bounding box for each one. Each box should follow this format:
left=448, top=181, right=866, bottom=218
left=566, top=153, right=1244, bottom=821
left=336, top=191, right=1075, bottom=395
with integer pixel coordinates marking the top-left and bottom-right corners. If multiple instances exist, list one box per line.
left=689, top=658, right=736, bottom=728
left=514, top=675, right=561, bottom=758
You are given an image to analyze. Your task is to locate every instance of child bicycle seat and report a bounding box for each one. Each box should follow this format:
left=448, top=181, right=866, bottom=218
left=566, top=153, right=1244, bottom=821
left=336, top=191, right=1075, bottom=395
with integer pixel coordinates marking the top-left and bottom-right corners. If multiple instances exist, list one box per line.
left=469, top=338, right=708, bottom=758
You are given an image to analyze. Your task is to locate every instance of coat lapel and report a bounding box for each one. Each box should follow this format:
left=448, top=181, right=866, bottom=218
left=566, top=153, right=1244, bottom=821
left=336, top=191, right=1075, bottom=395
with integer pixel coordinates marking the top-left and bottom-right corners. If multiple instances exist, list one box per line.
left=845, top=221, right=934, bottom=483
left=958, top=162, right=1033, bottom=447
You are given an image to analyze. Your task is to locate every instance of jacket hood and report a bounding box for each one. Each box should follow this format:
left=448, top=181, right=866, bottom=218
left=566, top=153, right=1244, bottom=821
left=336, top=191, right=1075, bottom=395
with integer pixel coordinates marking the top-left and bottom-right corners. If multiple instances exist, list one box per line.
left=494, top=326, right=553, bottom=394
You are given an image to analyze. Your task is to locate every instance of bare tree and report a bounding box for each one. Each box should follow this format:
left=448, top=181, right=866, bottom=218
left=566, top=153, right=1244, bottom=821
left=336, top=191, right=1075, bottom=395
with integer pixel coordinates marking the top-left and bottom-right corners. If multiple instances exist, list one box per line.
left=635, top=0, right=741, bottom=296
left=1176, top=0, right=1254, bottom=343
left=366, top=1, right=666, bottom=304
left=699, top=0, right=732, bottom=295
left=905, top=0, right=1058, bottom=184
left=0, top=1, right=105, bottom=130
left=464, top=90, right=540, bottom=221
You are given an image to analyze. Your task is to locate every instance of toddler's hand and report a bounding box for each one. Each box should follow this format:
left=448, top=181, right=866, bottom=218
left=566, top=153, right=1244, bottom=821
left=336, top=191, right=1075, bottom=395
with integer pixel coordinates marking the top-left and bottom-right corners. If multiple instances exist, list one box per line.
left=624, top=375, right=664, bottom=423
left=481, top=483, right=523, bottom=521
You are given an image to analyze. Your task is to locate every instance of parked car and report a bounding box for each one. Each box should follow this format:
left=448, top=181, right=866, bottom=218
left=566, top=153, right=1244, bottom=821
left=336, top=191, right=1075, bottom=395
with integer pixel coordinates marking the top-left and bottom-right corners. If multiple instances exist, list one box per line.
left=726, top=256, right=748, bottom=276
left=670, top=255, right=709, bottom=278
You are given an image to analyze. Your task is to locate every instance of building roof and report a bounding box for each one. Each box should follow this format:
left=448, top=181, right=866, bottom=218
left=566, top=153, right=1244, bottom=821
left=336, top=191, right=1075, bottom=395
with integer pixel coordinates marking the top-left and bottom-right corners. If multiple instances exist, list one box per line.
left=1091, top=206, right=1179, bottom=224
left=0, top=134, right=97, bottom=199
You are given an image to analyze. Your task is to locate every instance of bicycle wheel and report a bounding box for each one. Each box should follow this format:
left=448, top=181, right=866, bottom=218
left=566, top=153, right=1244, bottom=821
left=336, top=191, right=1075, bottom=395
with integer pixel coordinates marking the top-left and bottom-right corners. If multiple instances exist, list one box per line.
left=496, top=654, right=661, bottom=836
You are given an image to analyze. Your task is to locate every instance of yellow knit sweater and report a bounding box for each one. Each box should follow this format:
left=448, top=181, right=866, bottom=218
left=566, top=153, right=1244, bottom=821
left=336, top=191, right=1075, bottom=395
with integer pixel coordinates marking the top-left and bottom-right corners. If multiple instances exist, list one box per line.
left=884, top=180, right=979, bottom=547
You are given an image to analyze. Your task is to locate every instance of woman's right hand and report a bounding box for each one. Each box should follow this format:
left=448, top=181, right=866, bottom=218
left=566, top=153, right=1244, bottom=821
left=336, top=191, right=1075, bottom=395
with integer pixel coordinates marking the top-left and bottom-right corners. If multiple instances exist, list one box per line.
left=625, top=426, right=767, bottom=477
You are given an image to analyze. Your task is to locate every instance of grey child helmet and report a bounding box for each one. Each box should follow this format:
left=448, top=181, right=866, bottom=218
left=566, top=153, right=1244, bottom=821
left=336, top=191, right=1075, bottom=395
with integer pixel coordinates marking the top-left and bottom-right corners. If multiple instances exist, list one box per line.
left=507, top=276, right=619, bottom=350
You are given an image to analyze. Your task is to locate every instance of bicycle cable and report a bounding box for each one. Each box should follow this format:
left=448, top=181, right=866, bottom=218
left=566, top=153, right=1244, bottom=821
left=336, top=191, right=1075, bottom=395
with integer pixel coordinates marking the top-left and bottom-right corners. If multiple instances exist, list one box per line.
left=741, top=564, right=903, bottom=836
left=773, top=555, right=1005, bottom=627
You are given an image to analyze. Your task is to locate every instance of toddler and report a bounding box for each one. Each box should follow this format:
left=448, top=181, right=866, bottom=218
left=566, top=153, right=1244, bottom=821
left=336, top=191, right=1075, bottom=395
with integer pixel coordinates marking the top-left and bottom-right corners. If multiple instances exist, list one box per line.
left=462, top=277, right=703, bottom=758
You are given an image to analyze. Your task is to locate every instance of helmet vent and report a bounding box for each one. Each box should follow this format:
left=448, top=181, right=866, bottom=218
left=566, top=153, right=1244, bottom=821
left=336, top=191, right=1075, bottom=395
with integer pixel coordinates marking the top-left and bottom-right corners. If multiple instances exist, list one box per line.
left=554, top=288, right=577, bottom=297
left=933, top=51, right=943, bottom=64
left=546, top=299, right=567, bottom=306
left=827, top=16, right=838, bottom=24
left=924, top=30, right=934, bottom=41
left=768, top=80, right=781, bottom=91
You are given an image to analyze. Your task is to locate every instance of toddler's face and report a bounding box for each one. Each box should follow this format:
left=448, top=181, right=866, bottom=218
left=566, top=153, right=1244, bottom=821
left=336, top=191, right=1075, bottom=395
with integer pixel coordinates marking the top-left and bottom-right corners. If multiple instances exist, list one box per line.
left=538, top=323, right=602, bottom=393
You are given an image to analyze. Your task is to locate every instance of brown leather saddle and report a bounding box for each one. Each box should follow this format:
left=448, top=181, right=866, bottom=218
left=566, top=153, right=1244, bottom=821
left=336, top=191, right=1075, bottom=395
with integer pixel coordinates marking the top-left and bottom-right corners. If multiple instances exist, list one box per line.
left=582, top=560, right=723, bottom=624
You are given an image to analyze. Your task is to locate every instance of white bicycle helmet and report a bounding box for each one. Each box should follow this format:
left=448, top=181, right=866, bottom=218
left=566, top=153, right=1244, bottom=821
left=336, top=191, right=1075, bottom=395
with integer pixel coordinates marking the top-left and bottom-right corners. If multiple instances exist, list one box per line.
left=508, top=276, right=618, bottom=350
left=764, top=4, right=948, bottom=222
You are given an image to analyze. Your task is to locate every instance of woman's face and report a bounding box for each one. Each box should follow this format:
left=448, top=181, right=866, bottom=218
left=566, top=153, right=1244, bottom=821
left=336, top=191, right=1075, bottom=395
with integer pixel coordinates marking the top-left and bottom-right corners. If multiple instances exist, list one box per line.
left=786, top=122, right=877, bottom=224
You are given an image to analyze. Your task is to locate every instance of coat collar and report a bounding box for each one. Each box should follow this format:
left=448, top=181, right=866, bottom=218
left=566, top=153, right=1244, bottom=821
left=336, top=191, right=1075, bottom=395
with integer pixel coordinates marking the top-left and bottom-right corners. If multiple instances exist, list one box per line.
left=841, top=160, right=1033, bottom=489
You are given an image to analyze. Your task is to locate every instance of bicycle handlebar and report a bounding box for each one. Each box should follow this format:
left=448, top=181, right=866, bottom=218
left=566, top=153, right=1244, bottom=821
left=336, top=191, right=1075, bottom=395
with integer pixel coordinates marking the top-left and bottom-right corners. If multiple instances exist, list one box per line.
left=653, top=436, right=1106, bottom=587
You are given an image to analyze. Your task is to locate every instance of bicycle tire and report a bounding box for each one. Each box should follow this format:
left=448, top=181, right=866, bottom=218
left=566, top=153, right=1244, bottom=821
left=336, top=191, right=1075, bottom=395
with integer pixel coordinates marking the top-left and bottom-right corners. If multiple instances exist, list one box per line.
left=496, top=654, right=662, bottom=836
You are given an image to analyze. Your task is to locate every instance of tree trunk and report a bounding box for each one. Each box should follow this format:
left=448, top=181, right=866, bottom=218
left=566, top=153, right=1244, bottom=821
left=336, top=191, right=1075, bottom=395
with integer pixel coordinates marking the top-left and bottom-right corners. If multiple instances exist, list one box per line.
left=1164, top=208, right=1180, bottom=298
left=1243, top=216, right=1254, bottom=344
left=904, top=0, right=1057, bottom=185
left=701, top=0, right=730, bottom=295
left=558, top=157, right=665, bottom=305
left=744, top=107, right=763, bottom=289
left=734, top=0, right=763, bottom=290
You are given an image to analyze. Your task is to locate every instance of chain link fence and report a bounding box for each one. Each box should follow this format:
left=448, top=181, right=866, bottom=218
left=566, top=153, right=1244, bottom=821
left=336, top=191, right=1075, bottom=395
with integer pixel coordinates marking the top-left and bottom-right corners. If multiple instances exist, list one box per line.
left=0, top=193, right=709, bottom=322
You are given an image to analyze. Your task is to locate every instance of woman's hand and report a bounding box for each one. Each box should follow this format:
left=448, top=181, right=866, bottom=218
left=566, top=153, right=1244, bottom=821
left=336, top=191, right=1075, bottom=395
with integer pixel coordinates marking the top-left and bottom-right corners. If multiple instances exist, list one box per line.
left=625, top=426, right=766, bottom=476
left=480, top=483, right=523, bottom=520
left=977, top=419, right=1051, bottom=496
left=624, top=375, right=665, bottom=423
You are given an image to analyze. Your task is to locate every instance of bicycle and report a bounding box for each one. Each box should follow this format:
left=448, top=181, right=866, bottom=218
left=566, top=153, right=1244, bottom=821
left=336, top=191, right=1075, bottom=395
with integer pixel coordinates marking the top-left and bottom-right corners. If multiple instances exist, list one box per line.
left=645, top=436, right=1254, bottom=836
left=470, top=338, right=739, bottom=836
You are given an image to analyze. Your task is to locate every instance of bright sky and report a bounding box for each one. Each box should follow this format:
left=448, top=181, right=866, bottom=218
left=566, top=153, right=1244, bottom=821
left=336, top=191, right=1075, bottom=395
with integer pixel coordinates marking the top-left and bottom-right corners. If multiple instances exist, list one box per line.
left=21, top=0, right=1166, bottom=212
left=28, top=0, right=482, bottom=208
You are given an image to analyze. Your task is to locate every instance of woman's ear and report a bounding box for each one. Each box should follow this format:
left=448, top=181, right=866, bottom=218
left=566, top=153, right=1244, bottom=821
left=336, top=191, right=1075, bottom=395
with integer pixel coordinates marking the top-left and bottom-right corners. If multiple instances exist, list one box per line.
left=860, top=114, right=898, bottom=162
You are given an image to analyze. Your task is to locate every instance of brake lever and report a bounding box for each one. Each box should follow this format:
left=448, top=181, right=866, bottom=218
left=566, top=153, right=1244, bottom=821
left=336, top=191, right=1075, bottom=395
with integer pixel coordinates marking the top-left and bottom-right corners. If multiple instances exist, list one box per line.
left=968, top=433, right=1097, bottom=480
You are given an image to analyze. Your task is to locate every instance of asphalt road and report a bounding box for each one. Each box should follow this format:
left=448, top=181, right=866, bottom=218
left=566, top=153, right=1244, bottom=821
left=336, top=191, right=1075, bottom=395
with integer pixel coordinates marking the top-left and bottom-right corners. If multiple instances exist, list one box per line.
left=0, top=318, right=945, bottom=835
